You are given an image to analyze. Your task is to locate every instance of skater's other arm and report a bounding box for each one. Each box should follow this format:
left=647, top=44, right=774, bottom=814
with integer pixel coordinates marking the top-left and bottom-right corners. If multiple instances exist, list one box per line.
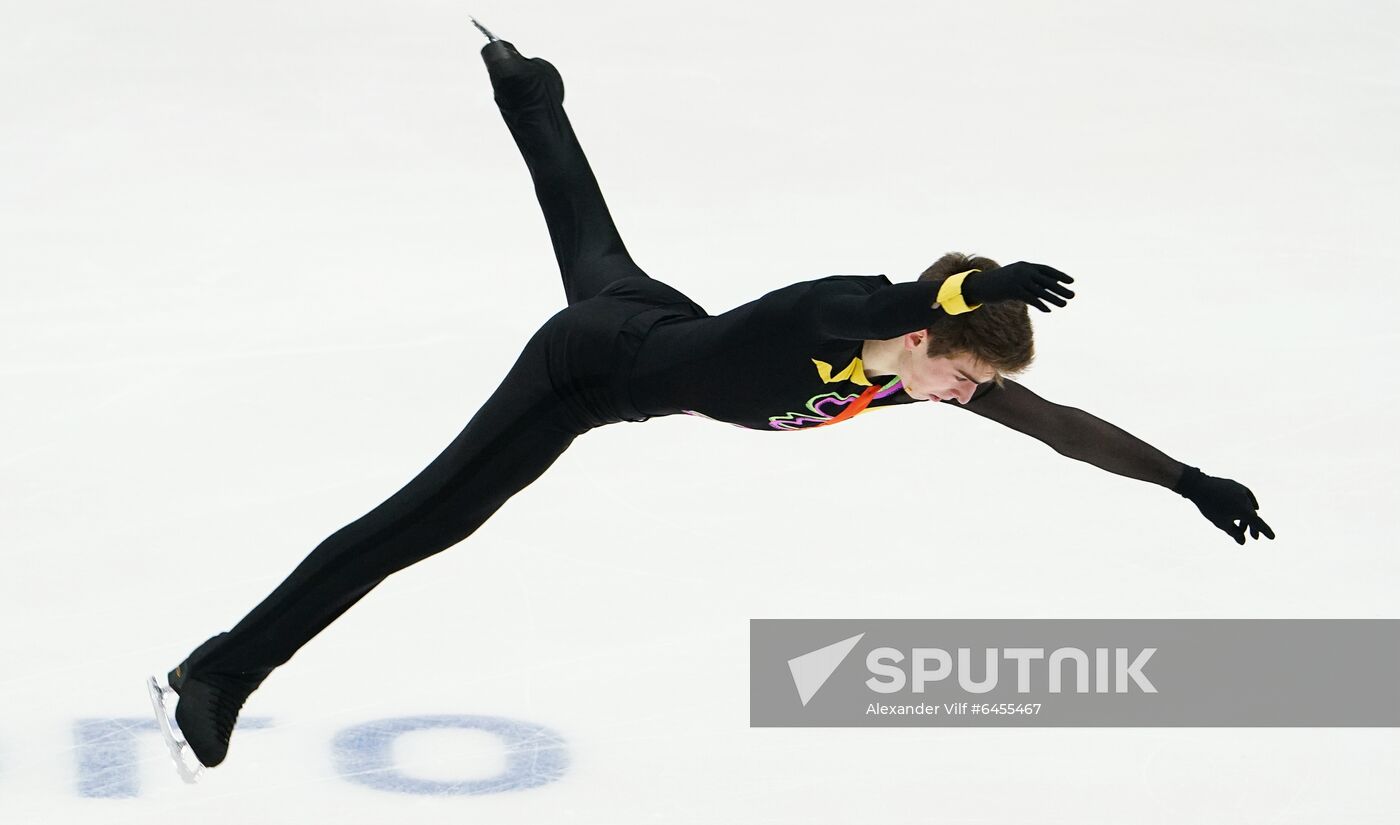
left=958, top=379, right=1275, bottom=544
left=813, top=280, right=960, bottom=341
left=813, top=263, right=1077, bottom=341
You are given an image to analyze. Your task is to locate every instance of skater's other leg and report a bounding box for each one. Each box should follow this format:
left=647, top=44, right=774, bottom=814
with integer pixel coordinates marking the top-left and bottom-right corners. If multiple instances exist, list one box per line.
left=482, top=40, right=648, bottom=305
left=166, top=335, right=581, bottom=767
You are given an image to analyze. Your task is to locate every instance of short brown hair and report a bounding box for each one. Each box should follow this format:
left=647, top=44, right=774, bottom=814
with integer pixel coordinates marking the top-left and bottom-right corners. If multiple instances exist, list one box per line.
left=917, top=252, right=1034, bottom=385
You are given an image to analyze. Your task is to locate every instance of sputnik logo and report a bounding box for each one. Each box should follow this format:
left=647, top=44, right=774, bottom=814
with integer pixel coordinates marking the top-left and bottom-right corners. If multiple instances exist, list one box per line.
left=787, top=633, right=864, bottom=706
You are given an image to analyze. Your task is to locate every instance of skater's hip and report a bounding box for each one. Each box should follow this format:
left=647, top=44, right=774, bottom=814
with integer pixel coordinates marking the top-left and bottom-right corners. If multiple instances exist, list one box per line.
left=536, top=276, right=707, bottom=428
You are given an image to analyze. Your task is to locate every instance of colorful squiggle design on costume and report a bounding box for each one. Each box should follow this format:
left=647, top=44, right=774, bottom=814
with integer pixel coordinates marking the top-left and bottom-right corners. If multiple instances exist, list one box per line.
left=765, top=376, right=905, bottom=430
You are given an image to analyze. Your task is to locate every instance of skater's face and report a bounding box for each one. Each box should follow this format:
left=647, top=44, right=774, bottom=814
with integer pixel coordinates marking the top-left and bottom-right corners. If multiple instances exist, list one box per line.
left=897, top=332, right=996, bottom=405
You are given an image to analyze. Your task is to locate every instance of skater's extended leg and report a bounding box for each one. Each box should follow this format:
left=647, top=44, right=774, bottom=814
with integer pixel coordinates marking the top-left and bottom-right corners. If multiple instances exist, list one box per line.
left=483, top=40, right=648, bottom=305
left=165, top=329, right=583, bottom=767
left=209, top=398, right=575, bottom=671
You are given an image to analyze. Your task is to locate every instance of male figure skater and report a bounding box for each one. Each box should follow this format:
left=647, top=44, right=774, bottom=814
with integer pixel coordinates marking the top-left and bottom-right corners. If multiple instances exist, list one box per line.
left=147, top=23, right=1274, bottom=781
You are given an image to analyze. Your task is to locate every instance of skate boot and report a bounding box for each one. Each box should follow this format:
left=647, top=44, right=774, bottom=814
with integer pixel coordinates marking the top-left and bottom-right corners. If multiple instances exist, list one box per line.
left=481, top=38, right=565, bottom=108
left=148, top=633, right=271, bottom=777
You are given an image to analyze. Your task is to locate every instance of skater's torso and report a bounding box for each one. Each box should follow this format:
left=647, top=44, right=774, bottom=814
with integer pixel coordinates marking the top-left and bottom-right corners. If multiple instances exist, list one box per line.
left=628, top=275, right=928, bottom=431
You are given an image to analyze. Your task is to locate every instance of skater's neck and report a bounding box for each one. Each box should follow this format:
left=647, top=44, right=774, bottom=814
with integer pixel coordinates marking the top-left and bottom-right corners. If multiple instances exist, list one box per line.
left=859, top=337, right=903, bottom=380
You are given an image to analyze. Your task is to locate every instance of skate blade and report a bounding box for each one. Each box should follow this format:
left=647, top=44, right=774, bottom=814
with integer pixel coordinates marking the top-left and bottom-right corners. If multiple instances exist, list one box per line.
left=469, top=16, right=499, bottom=42
left=145, top=675, right=205, bottom=784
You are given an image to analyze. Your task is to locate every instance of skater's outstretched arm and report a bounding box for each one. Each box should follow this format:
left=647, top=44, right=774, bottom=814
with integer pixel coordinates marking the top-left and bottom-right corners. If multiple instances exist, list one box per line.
left=959, top=379, right=1275, bottom=545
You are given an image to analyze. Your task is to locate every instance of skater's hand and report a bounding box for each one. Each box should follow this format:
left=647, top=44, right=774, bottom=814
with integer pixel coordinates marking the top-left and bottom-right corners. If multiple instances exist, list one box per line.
left=962, top=261, right=1076, bottom=312
left=1174, top=466, right=1276, bottom=545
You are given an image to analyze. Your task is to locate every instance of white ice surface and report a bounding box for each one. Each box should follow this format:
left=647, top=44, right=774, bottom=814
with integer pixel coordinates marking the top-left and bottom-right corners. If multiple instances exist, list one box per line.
left=2, top=0, right=1398, bottom=822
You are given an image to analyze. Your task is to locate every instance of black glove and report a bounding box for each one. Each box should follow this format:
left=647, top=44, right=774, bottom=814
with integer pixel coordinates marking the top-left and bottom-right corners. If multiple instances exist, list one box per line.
left=962, top=261, right=1076, bottom=312
left=1174, top=465, right=1276, bottom=545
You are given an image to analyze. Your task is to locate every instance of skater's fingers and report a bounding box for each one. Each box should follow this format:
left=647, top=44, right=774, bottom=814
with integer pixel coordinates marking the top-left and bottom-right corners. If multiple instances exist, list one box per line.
left=1029, top=274, right=1074, bottom=303
left=1036, top=265, right=1074, bottom=284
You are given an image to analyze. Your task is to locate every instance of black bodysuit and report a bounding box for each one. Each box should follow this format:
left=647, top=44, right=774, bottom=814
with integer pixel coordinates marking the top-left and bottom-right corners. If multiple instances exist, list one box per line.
left=629, top=274, right=981, bottom=430
left=179, top=48, right=1183, bottom=686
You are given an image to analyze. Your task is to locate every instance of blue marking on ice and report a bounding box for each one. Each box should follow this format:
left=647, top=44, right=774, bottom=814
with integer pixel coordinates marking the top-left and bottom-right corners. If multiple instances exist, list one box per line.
left=331, top=714, right=569, bottom=795
left=74, top=716, right=273, bottom=798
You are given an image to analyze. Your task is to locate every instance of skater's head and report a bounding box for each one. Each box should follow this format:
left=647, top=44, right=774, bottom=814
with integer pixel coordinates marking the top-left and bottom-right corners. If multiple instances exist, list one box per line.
left=901, top=252, right=1035, bottom=403
left=893, top=333, right=999, bottom=404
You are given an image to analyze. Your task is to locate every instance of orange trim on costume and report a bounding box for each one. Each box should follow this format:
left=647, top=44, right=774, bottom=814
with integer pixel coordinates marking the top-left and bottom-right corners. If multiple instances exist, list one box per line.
left=815, top=385, right=882, bottom=428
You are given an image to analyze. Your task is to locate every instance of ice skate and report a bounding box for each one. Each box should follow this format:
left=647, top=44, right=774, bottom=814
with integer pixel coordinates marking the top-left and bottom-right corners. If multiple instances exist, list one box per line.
left=148, top=633, right=272, bottom=776
left=146, top=674, right=204, bottom=783
left=481, top=38, right=565, bottom=107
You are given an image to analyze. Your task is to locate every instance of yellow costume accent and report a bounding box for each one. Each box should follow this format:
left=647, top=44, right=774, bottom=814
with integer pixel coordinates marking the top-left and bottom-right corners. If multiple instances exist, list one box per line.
left=811, top=356, right=872, bottom=386
left=935, top=268, right=983, bottom=315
